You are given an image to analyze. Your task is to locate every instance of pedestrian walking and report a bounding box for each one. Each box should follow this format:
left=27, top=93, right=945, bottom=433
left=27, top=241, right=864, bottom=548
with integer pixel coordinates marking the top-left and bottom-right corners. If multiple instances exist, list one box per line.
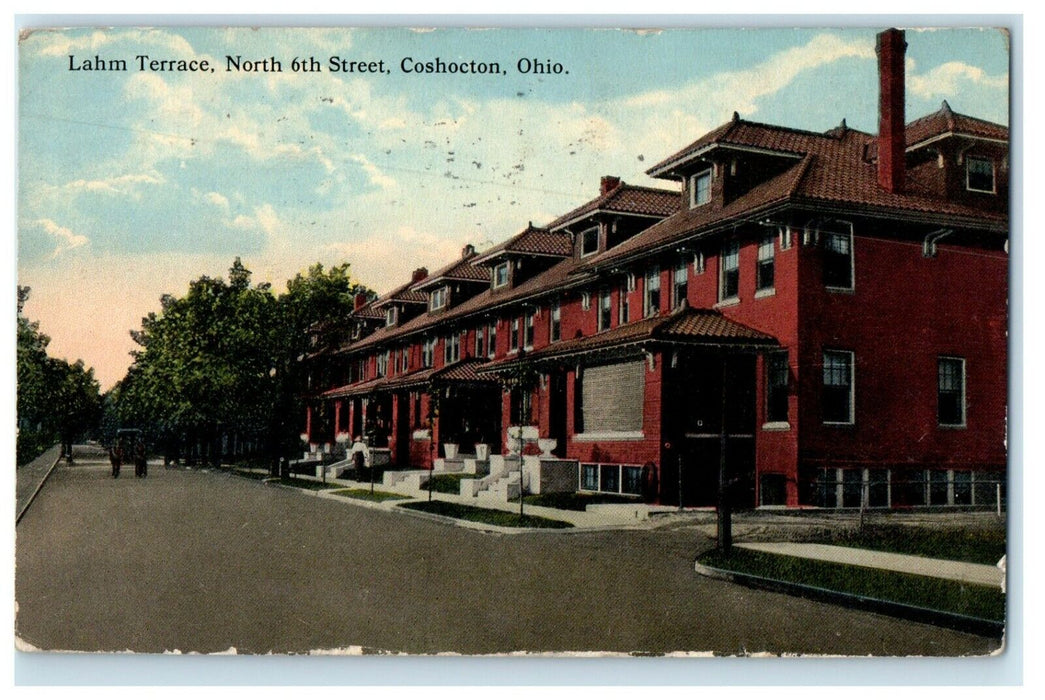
left=134, top=440, right=147, bottom=478
left=109, top=445, right=122, bottom=478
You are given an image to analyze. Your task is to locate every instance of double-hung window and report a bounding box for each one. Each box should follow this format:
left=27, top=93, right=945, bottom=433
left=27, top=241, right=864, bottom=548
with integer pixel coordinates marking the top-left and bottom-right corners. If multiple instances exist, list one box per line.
left=756, top=234, right=775, bottom=293
left=474, top=326, right=485, bottom=358
left=672, top=261, right=688, bottom=309
left=422, top=336, right=435, bottom=368
left=430, top=287, right=447, bottom=311
left=938, top=357, right=966, bottom=427
left=644, top=267, right=661, bottom=317
left=493, top=262, right=510, bottom=289
left=689, top=168, right=712, bottom=208
left=598, top=289, right=612, bottom=331
left=487, top=321, right=497, bottom=358
left=580, top=226, right=600, bottom=257
left=720, top=240, right=740, bottom=302
left=510, top=317, right=520, bottom=352
left=524, top=311, right=535, bottom=349
left=966, top=156, right=996, bottom=193
left=822, top=350, right=854, bottom=424
left=618, top=282, right=630, bottom=325
left=550, top=301, right=561, bottom=342
left=823, top=230, right=854, bottom=290
left=444, top=332, right=460, bottom=364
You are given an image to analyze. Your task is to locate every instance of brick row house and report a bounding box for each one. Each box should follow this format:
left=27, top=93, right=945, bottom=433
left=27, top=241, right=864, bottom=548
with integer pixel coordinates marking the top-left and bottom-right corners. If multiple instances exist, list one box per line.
left=303, top=29, right=1008, bottom=509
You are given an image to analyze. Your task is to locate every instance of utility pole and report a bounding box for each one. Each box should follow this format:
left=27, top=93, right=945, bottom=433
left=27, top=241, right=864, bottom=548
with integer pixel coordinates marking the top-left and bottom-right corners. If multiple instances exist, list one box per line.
left=717, top=355, right=732, bottom=553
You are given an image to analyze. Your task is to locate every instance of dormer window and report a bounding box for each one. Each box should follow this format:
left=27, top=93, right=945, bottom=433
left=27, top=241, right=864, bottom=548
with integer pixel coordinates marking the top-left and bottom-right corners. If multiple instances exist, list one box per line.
left=580, top=226, right=600, bottom=258
left=385, top=306, right=398, bottom=327
left=966, top=156, right=996, bottom=193
left=493, top=262, right=510, bottom=289
left=689, top=168, right=712, bottom=208
left=430, top=286, right=447, bottom=311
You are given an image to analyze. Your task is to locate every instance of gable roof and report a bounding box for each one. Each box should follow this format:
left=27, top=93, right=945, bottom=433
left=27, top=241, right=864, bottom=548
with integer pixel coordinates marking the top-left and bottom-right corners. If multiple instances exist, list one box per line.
left=472, top=224, right=573, bottom=264
left=546, top=181, right=679, bottom=231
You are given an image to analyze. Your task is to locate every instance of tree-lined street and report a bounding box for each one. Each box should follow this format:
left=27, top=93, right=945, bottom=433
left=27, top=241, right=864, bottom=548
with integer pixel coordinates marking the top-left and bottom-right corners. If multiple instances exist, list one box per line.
left=15, top=456, right=999, bottom=656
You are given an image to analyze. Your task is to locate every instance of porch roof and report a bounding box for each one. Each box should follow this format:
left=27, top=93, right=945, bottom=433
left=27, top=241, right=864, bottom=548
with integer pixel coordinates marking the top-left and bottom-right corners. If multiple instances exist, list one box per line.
left=479, top=305, right=777, bottom=372
left=320, top=375, right=390, bottom=399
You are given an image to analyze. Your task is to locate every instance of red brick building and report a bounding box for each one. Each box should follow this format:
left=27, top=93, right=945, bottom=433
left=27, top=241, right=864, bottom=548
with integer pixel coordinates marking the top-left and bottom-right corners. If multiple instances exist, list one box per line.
left=305, top=29, right=1008, bottom=509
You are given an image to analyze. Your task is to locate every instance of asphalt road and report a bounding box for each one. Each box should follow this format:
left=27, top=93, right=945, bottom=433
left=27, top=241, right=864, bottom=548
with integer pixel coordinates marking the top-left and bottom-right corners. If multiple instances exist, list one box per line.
left=15, top=455, right=1000, bottom=656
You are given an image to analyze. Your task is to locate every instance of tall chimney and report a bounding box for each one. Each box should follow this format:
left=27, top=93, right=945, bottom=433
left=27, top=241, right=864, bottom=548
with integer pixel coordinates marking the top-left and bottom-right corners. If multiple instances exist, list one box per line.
left=462, top=243, right=476, bottom=258
left=411, top=267, right=428, bottom=283
left=353, top=292, right=368, bottom=311
left=600, top=175, right=621, bottom=195
left=877, top=28, right=907, bottom=194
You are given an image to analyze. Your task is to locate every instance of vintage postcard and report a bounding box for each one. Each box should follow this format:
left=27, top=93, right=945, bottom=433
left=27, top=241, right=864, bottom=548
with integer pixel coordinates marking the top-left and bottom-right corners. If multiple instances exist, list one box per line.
left=15, top=23, right=1011, bottom=663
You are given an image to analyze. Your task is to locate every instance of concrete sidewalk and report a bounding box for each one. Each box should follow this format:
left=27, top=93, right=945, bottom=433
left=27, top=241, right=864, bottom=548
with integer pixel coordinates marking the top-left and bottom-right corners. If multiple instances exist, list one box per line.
left=735, top=542, right=1003, bottom=588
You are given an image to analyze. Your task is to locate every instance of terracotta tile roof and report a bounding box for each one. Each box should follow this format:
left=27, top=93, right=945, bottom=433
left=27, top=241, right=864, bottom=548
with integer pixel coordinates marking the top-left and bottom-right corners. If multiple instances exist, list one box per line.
left=903, top=100, right=1008, bottom=149
left=381, top=365, right=440, bottom=391
left=473, top=224, right=573, bottom=263
left=480, top=306, right=776, bottom=371
left=335, top=254, right=596, bottom=356
left=321, top=375, right=390, bottom=398
left=433, top=357, right=497, bottom=384
left=351, top=304, right=385, bottom=320
left=589, top=110, right=1007, bottom=271
left=413, top=252, right=489, bottom=289
left=545, top=181, right=680, bottom=230
left=372, top=281, right=428, bottom=307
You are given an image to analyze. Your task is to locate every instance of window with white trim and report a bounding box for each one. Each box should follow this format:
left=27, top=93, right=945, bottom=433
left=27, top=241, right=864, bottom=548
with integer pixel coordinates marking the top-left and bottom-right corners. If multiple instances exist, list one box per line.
left=938, top=357, right=966, bottom=427
left=579, top=361, right=644, bottom=433
left=487, top=321, right=497, bottom=358
left=524, top=311, right=535, bottom=349
left=385, top=306, right=397, bottom=327
left=474, top=326, right=485, bottom=358
left=693, top=250, right=706, bottom=275
left=580, top=463, right=643, bottom=495
left=550, top=300, right=561, bottom=342
left=376, top=350, right=389, bottom=377
left=581, top=291, right=591, bottom=311
left=510, top=317, right=520, bottom=351
left=779, top=226, right=793, bottom=250
left=823, top=230, right=853, bottom=290
left=689, top=168, right=712, bottom=208
left=966, top=156, right=996, bottom=193
left=422, top=336, right=435, bottom=368
left=429, top=286, right=447, bottom=311
left=644, top=266, right=661, bottom=317
left=618, top=281, right=630, bottom=325
left=672, top=261, right=688, bottom=309
left=822, top=350, right=854, bottom=424
left=493, top=262, right=510, bottom=289
left=720, top=240, right=740, bottom=301
left=444, top=332, right=460, bottom=364
left=598, top=289, right=612, bottom=331
left=756, top=233, right=775, bottom=293
left=580, top=226, right=600, bottom=257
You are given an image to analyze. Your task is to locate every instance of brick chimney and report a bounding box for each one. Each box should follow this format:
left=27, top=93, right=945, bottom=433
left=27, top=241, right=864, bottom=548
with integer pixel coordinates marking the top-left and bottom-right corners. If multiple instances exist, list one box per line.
left=461, top=243, right=475, bottom=258
left=877, top=28, right=906, bottom=194
left=411, top=267, right=428, bottom=283
left=600, top=175, right=621, bottom=195
left=353, top=292, right=368, bottom=311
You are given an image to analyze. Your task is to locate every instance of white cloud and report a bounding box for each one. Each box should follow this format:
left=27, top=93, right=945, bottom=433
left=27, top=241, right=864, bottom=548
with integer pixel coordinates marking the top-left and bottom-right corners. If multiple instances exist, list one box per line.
left=204, top=191, right=230, bottom=209
left=908, top=61, right=1008, bottom=99
left=34, top=218, right=89, bottom=258
left=61, top=173, right=165, bottom=199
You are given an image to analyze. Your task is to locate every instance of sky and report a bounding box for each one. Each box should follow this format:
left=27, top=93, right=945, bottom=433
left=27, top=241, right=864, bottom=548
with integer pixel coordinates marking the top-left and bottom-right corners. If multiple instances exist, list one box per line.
left=16, top=24, right=1010, bottom=390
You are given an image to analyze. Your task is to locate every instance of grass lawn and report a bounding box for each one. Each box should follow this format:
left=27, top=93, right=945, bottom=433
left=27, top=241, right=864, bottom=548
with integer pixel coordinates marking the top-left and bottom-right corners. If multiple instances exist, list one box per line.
left=330, top=488, right=410, bottom=502
left=699, top=548, right=1005, bottom=622
left=807, top=523, right=1006, bottom=565
left=232, top=469, right=270, bottom=481
left=523, top=492, right=642, bottom=511
left=270, top=476, right=339, bottom=491
left=421, top=473, right=482, bottom=494
left=398, top=500, right=573, bottom=529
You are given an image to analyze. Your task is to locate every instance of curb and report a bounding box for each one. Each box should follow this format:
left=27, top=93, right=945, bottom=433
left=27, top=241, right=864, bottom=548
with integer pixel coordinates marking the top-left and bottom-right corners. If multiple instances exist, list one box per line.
left=16, top=447, right=62, bottom=525
left=693, top=559, right=1004, bottom=638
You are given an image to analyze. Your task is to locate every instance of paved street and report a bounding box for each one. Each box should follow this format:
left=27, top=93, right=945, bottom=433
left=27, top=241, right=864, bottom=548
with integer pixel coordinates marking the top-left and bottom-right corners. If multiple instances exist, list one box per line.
left=15, top=454, right=1000, bottom=656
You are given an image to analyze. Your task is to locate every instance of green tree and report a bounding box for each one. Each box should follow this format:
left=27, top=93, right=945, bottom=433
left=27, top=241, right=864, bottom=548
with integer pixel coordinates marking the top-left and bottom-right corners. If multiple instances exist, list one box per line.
left=104, top=259, right=370, bottom=468
left=16, top=287, right=101, bottom=464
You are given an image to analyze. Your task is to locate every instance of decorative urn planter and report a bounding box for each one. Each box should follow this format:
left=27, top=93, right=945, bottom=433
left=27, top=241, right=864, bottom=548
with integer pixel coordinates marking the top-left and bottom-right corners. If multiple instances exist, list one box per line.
left=475, top=443, right=490, bottom=461
left=537, top=438, right=557, bottom=458
left=444, top=443, right=459, bottom=459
